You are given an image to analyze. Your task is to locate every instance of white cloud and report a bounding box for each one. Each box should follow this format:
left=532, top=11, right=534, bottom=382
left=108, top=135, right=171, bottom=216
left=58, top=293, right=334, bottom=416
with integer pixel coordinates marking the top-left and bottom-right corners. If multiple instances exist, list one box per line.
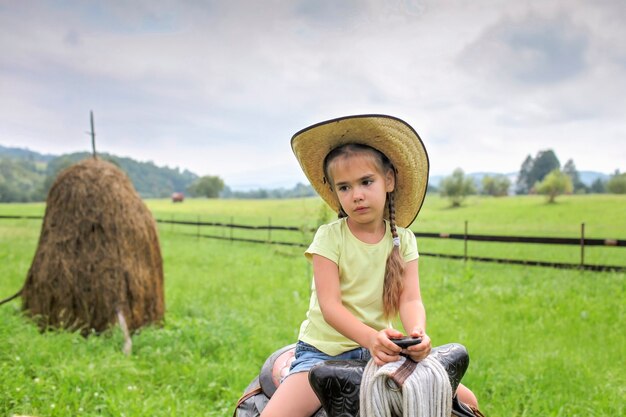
left=0, top=0, right=624, bottom=189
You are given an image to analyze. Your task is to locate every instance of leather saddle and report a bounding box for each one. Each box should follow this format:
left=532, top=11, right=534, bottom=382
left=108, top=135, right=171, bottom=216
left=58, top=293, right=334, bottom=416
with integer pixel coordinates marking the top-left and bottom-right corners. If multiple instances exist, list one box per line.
left=234, top=343, right=476, bottom=417
left=308, top=343, right=471, bottom=417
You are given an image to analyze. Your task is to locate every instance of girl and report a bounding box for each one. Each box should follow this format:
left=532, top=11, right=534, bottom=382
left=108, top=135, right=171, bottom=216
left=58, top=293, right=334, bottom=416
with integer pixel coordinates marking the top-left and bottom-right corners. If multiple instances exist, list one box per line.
left=261, top=114, right=478, bottom=417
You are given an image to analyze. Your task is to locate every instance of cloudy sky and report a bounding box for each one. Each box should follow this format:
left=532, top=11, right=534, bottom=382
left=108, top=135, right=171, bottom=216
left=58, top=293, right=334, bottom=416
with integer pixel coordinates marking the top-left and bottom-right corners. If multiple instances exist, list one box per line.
left=1, top=0, right=625, bottom=189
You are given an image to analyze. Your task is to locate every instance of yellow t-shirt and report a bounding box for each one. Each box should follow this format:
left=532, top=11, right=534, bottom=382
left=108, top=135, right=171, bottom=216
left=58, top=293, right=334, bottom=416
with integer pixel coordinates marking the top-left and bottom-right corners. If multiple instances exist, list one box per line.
left=299, top=218, right=419, bottom=356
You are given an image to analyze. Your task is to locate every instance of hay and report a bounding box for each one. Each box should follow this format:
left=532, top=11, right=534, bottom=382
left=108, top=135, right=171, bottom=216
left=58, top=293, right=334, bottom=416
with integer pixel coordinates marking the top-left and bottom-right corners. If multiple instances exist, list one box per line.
left=22, top=158, right=164, bottom=334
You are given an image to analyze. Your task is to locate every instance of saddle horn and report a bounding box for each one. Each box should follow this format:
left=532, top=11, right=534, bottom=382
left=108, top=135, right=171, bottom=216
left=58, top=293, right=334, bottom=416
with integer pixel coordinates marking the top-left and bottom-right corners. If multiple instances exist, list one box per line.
left=308, top=343, right=470, bottom=417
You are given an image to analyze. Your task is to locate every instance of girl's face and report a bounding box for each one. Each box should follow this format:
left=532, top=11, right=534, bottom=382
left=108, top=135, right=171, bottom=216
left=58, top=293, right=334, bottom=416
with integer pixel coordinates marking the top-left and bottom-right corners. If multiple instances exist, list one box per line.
left=328, top=152, right=395, bottom=228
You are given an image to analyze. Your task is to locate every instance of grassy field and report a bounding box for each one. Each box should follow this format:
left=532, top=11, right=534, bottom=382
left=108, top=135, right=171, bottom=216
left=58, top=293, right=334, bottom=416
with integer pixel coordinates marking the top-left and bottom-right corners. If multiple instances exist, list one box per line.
left=142, top=194, right=626, bottom=267
left=1, top=194, right=625, bottom=416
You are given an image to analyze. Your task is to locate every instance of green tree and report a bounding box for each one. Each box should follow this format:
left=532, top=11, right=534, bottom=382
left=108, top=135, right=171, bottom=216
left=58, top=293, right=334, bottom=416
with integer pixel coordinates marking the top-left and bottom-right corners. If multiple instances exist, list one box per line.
left=0, top=179, right=19, bottom=202
left=188, top=175, right=225, bottom=198
left=0, top=158, right=45, bottom=202
left=43, top=153, right=198, bottom=198
left=562, top=159, right=586, bottom=193
left=440, top=168, right=476, bottom=207
left=535, top=169, right=573, bottom=203
left=589, top=178, right=606, bottom=193
left=606, top=171, right=626, bottom=194
left=481, top=175, right=511, bottom=197
left=0, top=148, right=200, bottom=201
left=529, top=150, right=560, bottom=191
left=516, top=154, right=534, bottom=194
left=220, top=182, right=316, bottom=199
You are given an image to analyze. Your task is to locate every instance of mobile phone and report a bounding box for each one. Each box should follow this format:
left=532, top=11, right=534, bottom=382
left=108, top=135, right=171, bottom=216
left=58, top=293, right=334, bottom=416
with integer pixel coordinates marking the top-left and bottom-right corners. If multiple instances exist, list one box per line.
left=391, top=336, right=422, bottom=349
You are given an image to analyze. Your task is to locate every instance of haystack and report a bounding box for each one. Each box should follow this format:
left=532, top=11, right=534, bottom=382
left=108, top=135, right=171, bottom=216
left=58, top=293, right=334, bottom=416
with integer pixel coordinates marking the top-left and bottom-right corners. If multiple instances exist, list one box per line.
left=22, top=158, right=164, bottom=335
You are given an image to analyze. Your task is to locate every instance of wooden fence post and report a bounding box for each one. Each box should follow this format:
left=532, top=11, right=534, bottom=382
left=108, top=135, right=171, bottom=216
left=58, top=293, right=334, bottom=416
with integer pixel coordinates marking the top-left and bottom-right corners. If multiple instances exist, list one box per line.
left=580, top=222, right=585, bottom=268
left=464, top=220, right=468, bottom=262
left=230, top=216, right=234, bottom=242
left=268, top=217, right=272, bottom=242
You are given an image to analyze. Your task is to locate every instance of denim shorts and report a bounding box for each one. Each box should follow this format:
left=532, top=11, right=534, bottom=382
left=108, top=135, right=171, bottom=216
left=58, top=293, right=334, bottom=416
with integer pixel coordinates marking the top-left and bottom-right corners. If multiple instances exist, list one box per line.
left=287, top=340, right=371, bottom=378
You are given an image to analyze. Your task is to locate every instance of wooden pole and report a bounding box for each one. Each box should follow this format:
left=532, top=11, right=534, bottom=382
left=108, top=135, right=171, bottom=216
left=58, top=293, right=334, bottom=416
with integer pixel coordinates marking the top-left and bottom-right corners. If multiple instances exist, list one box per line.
left=90, top=110, right=97, bottom=158
left=464, top=220, right=468, bottom=261
left=580, top=222, right=585, bottom=268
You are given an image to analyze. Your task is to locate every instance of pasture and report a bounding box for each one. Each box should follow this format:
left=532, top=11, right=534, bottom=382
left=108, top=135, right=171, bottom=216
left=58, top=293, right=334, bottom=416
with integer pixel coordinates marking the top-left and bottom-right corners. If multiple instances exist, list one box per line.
left=0, top=194, right=625, bottom=416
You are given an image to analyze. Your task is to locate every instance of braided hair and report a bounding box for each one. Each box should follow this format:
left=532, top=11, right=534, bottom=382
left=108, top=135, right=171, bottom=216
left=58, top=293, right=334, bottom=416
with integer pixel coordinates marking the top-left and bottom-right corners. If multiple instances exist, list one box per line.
left=383, top=190, right=405, bottom=318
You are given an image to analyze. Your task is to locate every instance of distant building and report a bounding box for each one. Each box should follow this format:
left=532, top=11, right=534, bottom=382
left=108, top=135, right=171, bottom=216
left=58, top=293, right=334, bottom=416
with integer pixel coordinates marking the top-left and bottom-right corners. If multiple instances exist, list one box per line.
left=171, top=192, right=184, bottom=203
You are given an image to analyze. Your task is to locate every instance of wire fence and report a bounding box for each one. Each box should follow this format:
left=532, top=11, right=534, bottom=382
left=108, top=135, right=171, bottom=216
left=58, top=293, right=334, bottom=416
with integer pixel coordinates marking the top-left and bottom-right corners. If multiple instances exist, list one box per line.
left=2, top=215, right=624, bottom=273
left=154, top=217, right=625, bottom=272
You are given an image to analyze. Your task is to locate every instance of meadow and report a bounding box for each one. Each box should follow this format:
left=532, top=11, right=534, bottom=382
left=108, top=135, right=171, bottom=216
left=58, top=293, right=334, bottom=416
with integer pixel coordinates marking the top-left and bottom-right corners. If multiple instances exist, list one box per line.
left=0, top=194, right=625, bottom=416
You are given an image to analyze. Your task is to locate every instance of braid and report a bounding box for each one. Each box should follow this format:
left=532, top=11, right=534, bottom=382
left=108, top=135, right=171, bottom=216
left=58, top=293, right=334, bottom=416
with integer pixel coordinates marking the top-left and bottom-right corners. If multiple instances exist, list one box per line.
left=383, top=191, right=405, bottom=318
left=388, top=191, right=399, bottom=243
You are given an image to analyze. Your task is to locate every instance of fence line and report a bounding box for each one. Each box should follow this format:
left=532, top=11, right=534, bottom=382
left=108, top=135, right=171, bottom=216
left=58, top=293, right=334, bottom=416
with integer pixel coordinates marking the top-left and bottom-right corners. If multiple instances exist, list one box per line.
left=2, top=215, right=624, bottom=272
left=181, top=232, right=307, bottom=248
left=0, top=215, right=44, bottom=220
left=419, top=252, right=624, bottom=272
left=414, top=231, right=624, bottom=247
left=158, top=217, right=626, bottom=272
left=156, top=218, right=304, bottom=231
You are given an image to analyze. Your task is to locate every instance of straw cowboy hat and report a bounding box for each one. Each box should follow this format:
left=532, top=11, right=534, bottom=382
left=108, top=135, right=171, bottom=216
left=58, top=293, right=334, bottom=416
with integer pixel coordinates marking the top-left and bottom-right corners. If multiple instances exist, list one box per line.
left=291, top=114, right=429, bottom=228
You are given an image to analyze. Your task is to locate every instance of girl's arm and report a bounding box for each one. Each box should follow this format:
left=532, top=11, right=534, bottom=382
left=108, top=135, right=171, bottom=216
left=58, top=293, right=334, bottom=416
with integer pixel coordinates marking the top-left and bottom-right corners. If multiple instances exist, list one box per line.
left=398, top=259, right=432, bottom=361
left=312, top=254, right=403, bottom=365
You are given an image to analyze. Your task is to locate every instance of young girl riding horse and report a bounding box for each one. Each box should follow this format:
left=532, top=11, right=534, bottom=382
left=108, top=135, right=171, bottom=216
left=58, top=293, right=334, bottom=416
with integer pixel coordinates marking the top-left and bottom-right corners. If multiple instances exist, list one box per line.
left=261, top=114, right=478, bottom=417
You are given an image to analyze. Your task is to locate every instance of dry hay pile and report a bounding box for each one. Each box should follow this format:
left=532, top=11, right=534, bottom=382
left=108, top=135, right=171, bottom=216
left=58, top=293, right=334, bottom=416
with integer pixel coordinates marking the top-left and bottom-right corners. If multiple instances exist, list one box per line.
left=22, top=158, right=164, bottom=334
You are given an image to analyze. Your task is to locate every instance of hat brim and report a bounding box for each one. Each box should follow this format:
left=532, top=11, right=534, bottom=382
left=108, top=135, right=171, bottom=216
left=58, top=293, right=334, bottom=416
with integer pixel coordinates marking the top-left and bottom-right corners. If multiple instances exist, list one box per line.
left=291, top=114, right=429, bottom=228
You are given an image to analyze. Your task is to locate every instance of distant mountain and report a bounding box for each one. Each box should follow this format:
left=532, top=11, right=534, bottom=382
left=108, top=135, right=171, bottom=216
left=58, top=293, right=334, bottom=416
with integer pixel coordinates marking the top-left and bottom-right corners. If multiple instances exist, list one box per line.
left=44, top=152, right=199, bottom=198
left=578, top=171, right=610, bottom=186
left=0, top=144, right=199, bottom=201
left=0, top=144, right=56, bottom=162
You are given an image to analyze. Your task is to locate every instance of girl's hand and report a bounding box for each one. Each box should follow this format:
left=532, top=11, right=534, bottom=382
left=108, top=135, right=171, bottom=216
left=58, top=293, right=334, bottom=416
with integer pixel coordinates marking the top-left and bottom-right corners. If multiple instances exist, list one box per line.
left=368, top=328, right=404, bottom=366
left=404, top=327, right=431, bottom=362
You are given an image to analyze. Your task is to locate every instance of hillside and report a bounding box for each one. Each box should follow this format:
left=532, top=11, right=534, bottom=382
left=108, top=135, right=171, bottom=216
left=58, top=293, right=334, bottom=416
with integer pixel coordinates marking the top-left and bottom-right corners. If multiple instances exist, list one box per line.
left=0, top=144, right=56, bottom=163
left=0, top=145, right=198, bottom=202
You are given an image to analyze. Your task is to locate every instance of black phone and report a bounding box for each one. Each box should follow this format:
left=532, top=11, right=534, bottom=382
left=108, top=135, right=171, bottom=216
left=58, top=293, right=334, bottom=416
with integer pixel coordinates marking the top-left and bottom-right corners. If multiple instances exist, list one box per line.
left=391, top=336, right=422, bottom=349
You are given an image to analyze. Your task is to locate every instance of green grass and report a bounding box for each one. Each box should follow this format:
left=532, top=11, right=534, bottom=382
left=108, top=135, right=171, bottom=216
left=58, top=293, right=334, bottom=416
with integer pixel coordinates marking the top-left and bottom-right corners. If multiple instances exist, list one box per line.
left=415, top=194, right=625, bottom=237
left=142, top=195, right=626, bottom=267
left=1, top=195, right=625, bottom=416
left=4, top=193, right=624, bottom=238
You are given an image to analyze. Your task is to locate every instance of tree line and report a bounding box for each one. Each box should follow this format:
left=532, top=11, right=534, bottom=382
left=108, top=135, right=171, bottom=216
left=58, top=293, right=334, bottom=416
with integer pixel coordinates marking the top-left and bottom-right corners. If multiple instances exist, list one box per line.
left=0, top=145, right=316, bottom=202
left=0, top=147, right=199, bottom=202
left=1, top=145, right=623, bottom=204
left=437, top=149, right=625, bottom=207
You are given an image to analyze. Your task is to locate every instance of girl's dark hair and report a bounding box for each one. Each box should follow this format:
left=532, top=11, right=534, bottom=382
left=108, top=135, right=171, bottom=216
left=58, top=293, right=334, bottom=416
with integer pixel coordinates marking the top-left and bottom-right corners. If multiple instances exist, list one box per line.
left=323, top=143, right=405, bottom=318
